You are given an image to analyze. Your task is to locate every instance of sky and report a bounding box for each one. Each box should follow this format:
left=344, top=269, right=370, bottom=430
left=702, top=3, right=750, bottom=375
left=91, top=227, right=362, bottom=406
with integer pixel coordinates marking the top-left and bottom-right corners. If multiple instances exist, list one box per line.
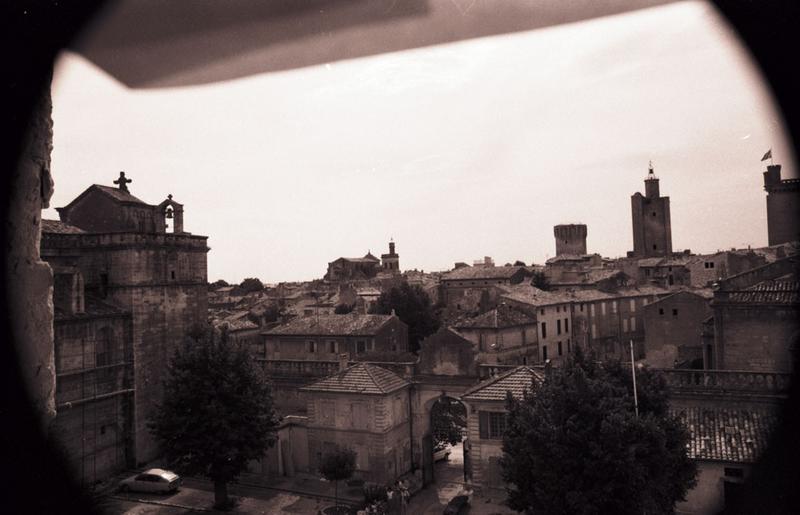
left=47, top=0, right=796, bottom=284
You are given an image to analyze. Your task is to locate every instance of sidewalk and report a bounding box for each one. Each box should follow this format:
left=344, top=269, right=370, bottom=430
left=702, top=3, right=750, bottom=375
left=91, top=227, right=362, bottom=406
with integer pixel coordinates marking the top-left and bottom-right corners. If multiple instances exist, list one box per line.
left=236, top=471, right=362, bottom=505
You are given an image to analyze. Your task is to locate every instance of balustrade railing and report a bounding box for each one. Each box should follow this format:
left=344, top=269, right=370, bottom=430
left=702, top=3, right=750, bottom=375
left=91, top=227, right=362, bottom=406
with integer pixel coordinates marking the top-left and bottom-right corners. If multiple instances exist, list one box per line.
left=657, top=368, right=791, bottom=396
left=258, top=359, right=417, bottom=378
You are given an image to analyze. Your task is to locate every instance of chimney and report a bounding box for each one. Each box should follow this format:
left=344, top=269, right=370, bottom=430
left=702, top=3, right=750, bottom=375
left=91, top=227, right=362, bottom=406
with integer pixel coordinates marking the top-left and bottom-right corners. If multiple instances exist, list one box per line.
left=338, top=352, right=349, bottom=371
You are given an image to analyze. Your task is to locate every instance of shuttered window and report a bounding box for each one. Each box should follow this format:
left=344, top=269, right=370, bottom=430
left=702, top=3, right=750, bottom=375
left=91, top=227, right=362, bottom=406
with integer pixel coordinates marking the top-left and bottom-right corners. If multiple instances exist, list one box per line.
left=479, top=411, right=507, bottom=439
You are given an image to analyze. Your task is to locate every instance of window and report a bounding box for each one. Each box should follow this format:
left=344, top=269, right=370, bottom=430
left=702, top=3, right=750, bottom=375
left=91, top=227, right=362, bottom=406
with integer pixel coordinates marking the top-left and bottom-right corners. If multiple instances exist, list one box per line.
left=652, top=212, right=657, bottom=217
left=611, top=301, right=617, bottom=314
left=630, top=299, right=636, bottom=311
left=567, top=338, right=571, bottom=353
left=558, top=341, right=563, bottom=356
left=96, top=327, right=112, bottom=366
left=328, top=341, right=337, bottom=353
left=630, top=317, right=637, bottom=331
left=171, top=270, right=176, bottom=280
left=653, top=244, right=657, bottom=250
left=591, top=324, right=597, bottom=339
left=557, top=320, right=561, bottom=335
left=540, top=308, right=545, bottom=315
left=556, top=306, right=560, bottom=313
left=479, top=411, right=507, bottom=439
left=591, top=304, right=596, bottom=316
left=542, top=345, right=548, bottom=361
left=307, top=340, right=317, bottom=353
left=356, top=340, right=366, bottom=353
left=564, top=318, right=569, bottom=333
left=645, top=268, right=651, bottom=277
left=521, top=330, right=526, bottom=346
left=100, top=273, right=109, bottom=298
left=601, top=302, right=606, bottom=315
left=580, top=303, right=584, bottom=312
left=541, top=322, right=547, bottom=339
left=659, top=308, right=665, bottom=315
left=623, top=319, right=628, bottom=333
left=672, top=308, right=678, bottom=316
left=724, top=467, right=744, bottom=478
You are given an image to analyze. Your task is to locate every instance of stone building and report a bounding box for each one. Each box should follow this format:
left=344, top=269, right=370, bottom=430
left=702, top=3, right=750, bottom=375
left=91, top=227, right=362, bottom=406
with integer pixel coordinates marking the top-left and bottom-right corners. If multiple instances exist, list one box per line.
left=630, top=164, right=673, bottom=258
left=45, top=236, right=135, bottom=485
left=637, top=256, right=691, bottom=287
left=300, top=362, right=413, bottom=483
left=707, top=256, right=799, bottom=372
left=451, top=303, right=539, bottom=365
left=763, top=163, right=800, bottom=246
left=553, top=224, right=587, bottom=256
left=42, top=173, right=209, bottom=464
left=643, top=290, right=712, bottom=368
left=461, top=366, right=544, bottom=490
left=325, top=252, right=381, bottom=281
left=685, top=250, right=768, bottom=288
left=380, top=239, right=401, bottom=274
left=262, top=314, right=408, bottom=360
left=439, top=265, right=526, bottom=314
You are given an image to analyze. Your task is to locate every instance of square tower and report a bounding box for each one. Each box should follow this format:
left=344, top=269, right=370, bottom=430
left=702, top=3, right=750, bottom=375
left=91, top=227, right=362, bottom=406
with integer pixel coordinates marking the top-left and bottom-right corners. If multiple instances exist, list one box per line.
left=631, top=165, right=672, bottom=258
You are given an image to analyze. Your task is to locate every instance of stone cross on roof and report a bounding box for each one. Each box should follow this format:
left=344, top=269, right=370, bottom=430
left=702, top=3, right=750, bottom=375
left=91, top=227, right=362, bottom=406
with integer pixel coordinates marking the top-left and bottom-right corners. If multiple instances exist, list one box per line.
left=113, top=171, right=132, bottom=192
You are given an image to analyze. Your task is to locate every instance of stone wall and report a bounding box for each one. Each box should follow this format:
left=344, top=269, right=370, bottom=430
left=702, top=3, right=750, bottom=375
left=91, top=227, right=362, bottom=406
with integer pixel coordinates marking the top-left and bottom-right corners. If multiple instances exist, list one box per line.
left=643, top=292, right=710, bottom=368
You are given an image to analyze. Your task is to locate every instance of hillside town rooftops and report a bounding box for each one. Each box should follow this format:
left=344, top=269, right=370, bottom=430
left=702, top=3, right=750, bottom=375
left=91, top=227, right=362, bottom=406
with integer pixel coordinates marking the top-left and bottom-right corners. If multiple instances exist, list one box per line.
left=462, top=366, right=544, bottom=402
left=299, top=362, right=409, bottom=395
left=671, top=407, right=777, bottom=463
left=41, top=219, right=87, bottom=234
left=263, top=313, right=397, bottom=336
left=441, top=265, right=524, bottom=281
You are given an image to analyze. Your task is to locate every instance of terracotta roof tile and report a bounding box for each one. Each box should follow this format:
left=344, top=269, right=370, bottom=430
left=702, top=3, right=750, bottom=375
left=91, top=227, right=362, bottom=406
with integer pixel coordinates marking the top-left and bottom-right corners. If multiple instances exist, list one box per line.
left=41, top=219, right=86, bottom=234
left=93, top=184, right=149, bottom=204
left=462, top=366, right=544, bottom=402
left=727, top=279, right=799, bottom=304
left=264, top=314, right=395, bottom=336
left=454, top=303, right=536, bottom=329
left=300, top=362, right=409, bottom=395
left=442, top=266, right=524, bottom=281
left=671, top=407, right=777, bottom=463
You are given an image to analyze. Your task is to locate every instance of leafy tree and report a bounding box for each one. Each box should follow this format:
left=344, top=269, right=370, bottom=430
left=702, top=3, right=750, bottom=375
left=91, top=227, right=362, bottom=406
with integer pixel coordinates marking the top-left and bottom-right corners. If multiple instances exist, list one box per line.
left=148, top=326, right=280, bottom=509
left=334, top=302, right=355, bottom=314
left=319, top=448, right=357, bottom=509
left=531, top=270, right=550, bottom=291
left=513, top=260, right=527, bottom=267
left=369, top=282, right=440, bottom=353
left=209, top=279, right=230, bottom=290
left=500, top=348, right=696, bottom=515
left=238, top=277, right=264, bottom=293
left=431, top=397, right=467, bottom=447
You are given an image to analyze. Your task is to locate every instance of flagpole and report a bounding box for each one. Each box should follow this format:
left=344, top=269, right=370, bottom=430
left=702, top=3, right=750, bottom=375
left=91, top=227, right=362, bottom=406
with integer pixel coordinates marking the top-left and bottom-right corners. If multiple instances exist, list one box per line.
left=630, top=339, right=639, bottom=418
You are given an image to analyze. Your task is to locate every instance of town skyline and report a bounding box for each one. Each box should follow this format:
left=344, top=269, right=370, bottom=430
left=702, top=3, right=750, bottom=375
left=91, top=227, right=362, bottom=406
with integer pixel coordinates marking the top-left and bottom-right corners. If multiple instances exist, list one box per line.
left=45, top=1, right=797, bottom=284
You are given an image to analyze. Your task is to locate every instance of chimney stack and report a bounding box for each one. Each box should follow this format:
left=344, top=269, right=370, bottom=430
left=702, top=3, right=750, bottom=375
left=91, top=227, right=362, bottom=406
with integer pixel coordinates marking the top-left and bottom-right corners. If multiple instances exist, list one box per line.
left=338, top=352, right=349, bottom=371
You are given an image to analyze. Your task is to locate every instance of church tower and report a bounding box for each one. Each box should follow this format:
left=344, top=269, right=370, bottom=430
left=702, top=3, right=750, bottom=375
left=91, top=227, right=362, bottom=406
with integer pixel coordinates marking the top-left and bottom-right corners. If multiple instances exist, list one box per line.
left=630, top=163, right=672, bottom=257
left=763, top=162, right=800, bottom=245
left=381, top=239, right=400, bottom=274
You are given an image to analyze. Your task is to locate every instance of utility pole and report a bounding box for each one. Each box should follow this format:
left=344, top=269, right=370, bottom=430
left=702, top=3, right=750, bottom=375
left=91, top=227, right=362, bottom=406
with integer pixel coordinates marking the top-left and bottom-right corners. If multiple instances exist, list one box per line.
left=630, top=339, right=639, bottom=418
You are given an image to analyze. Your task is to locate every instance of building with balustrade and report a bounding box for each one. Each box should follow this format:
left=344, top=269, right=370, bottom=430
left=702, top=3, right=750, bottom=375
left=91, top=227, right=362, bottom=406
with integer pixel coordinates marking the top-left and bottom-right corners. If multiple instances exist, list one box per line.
left=42, top=173, right=209, bottom=466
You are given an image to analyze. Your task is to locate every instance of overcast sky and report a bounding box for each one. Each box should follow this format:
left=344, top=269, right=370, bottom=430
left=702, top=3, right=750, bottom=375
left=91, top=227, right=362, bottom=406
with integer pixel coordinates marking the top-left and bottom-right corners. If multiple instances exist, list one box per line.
left=47, top=0, right=796, bottom=284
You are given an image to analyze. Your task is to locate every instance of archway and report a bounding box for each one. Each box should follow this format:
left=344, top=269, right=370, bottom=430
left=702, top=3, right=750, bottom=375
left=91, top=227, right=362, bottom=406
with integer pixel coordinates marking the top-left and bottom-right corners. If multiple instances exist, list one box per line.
left=426, top=396, right=469, bottom=487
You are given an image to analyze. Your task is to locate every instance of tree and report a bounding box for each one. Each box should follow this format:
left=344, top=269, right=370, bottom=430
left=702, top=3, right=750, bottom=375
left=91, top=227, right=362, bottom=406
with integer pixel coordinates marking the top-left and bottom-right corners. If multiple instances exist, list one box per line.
left=430, top=397, right=467, bottom=447
left=369, top=282, right=440, bottom=353
left=513, top=260, right=527, bottom=267
left=238, top=277, right=264, bottom=293
left=334, top=302, right=354, bottom=314
left=148, top=326, right=280, bottom=509
left=319, top=448, right=357, bottom=510
left=500, top=349, right=697, bottom=515
left=531, top=270, right=550, bottom=291
left=209, top=279, right=229, bottom=290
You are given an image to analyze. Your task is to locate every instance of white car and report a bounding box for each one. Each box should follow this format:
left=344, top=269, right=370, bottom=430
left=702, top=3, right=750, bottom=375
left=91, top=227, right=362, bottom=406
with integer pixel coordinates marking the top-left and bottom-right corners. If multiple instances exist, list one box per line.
left=118, top=468, right=181, bottom=493
left=433, top=444, right=452, bottom=462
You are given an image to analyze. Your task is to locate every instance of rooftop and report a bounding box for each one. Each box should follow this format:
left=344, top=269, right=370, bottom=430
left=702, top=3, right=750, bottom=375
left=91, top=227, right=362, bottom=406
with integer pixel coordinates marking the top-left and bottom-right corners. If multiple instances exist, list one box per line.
left=454, top=303, right=536, bottom=330
left=462, top=366, right=544, bottom=402
left=726, top=278, right=800, bottom=304
left=264, top=313, right=396, bottom=336
left=671, top=407, right=777, bottom=463
left=441, top=265, right=524, bottom=281
left=41, top=219, right=86, bottom=234
left=93, top=184, right=150, bottom=205
left=299, top=362, right=409, bottom=395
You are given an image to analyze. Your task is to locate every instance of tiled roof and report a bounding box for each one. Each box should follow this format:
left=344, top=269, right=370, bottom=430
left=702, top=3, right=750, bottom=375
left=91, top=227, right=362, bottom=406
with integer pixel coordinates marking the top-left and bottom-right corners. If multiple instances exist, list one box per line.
left=217, top=318, right=259, bottom=331
left=727, top=279, right=799, bottom=304
left=453, top=303, right=536, bottom=329
left=499, top=285, right=574, bottom=306
left=300, top=362, right=409, bottom=395
left=264, top=314, right=395, bottom=336
left=93, top=184, right=150, bottom=204
left=671, top=407, right=778, bottom=463
left=545, top=254, right=596, bottom=264
left=462, top=366, right=544, bottom=402
left=41, top=219, right=86, bottom=234
left=442, top=266, right=524, bottom=281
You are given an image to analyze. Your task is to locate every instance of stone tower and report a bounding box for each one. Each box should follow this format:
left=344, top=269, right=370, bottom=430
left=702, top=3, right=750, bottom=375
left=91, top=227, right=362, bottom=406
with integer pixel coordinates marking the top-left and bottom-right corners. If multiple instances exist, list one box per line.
left=48, top=174, right=209, bottom=465
left=381, top=239, right=400, bottom=274
left=763, top=163, right=800, bottom=245
left=554, top=224, right=587, bottom=256
left=630, top=164, right=672, bottom=258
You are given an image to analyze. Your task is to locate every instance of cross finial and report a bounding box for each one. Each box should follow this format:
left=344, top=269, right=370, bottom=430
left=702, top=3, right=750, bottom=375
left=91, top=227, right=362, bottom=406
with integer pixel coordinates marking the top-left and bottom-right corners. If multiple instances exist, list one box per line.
left=113, top=171, right=132, bottom=192
left=648, top=160, right=654, bottom=172
left=168, top=194, right=173, bottom=200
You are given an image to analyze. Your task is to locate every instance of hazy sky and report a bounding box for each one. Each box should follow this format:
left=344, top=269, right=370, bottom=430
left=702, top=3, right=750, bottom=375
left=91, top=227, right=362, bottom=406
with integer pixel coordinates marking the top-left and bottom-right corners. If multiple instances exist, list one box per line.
left=47, top=0, right=796, bottom=284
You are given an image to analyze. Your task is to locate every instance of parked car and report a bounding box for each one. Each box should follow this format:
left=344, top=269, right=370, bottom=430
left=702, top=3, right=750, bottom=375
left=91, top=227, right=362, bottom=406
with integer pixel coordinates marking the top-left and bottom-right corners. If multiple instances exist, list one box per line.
left=118, top=468, right=181, bottom=493
left=433, top=443, right=452, bottom=462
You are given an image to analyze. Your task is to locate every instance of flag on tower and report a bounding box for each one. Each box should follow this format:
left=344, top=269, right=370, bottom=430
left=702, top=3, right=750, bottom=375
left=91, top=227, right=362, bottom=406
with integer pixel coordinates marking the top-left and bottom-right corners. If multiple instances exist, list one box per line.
left=761, top=149, right=772, bottom=161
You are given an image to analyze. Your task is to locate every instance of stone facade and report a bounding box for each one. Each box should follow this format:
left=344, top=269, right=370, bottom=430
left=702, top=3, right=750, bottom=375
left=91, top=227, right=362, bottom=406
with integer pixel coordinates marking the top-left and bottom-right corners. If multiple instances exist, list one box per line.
left=325, top=252, right=381, bottom=281
left=42, top=178, right=209, bottom=464
left=643, top=291, right=711, bottom=368
left=554, top=224, right=587, bottom=256
left=763, top=164, right=800, bottom=246
left=630, top=166, right=673, bottom=258
left=452, top=303, right=539, bottom=365
left=380, top=240, right=401, bottom=274
left=686, top=251, right=767, bottom=288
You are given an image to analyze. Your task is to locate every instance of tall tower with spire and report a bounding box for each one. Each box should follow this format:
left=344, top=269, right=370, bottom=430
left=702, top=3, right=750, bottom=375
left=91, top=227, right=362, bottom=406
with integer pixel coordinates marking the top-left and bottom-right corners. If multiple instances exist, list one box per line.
left=630, top=163, right=672, bottom=258
left=381, top=238, right=400, bottom=274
